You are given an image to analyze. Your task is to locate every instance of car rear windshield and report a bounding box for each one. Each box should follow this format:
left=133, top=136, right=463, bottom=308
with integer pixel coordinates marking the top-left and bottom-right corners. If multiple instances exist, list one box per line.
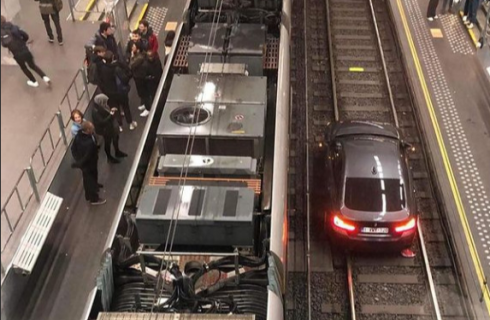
left=344, top=178, right=406, bottom=212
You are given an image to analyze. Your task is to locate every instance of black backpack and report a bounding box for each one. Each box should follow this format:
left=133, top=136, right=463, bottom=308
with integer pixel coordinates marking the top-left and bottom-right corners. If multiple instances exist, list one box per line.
left=87, top=62, right=100, bottom=85
left=1, top=28, right=13, bottom=48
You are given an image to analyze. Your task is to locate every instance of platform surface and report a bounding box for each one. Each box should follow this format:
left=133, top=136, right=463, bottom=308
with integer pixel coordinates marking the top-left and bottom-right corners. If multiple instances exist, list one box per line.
left=388, top=0, right=490, bottom=317
left=0, top=0, right=186, bottom=319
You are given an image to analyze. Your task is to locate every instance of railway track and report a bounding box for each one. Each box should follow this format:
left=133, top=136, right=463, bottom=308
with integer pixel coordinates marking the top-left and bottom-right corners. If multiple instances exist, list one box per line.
left=288, top=0, right=472, bottom=319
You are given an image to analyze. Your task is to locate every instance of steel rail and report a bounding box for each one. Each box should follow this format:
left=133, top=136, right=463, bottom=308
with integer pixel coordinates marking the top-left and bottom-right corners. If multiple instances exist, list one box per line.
left=324, top=0, right=338, bottom=121
left=347, top=255, right=357, bottom=320
left=417, top=222, right=443, bottom=320
left=367, top=0, right=399, bottom=128
left=304, top=0, right=312, bottom=319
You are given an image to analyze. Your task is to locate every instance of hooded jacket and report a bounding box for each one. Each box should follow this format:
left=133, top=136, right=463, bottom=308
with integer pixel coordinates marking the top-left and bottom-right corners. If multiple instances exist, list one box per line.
left=97, top=58, right=118, bottom=96
left=1, top=22, right=30, bottom=57
left=71, top=131, right=98, bottom=169
left=93, top=94, right=118, bottom=137
left=86, top=31, right=119, bottom=59
left=140, top=27, right=158, bottom=55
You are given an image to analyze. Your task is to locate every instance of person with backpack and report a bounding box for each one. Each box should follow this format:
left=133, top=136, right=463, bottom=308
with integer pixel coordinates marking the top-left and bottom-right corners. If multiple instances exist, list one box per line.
left=71, top=121, right=106, bottom=206
left=98, top=51, right=137, bottom=131
left=86, top=45, right=106, bottom=85
left=92, top=94, right=128, bottom=163
left=138, top=20, right=158, bottom=55
left=1, top=15, right=51, bottom=87
left=35, top=0, right=63, bottom=45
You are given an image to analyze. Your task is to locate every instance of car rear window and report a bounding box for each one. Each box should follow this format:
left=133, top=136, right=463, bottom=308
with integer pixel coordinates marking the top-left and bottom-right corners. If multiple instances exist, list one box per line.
left=344, top=178, right=406, bottom=212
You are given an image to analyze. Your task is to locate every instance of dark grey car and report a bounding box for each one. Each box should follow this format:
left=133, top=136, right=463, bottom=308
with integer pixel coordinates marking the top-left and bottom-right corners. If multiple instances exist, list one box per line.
left=324, top=121, right=418, bottom=249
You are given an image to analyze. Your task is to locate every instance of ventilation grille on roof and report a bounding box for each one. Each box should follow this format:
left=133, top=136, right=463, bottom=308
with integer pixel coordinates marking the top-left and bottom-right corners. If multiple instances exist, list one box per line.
left=170, top=106, right=211, bottom=126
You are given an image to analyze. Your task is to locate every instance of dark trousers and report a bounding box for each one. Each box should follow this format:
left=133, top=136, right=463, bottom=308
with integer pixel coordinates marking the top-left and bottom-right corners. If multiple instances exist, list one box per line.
left=103, top=133, right=120, bottom=158
left=148, top=79, right=159, bottom=106
left=81, top=164, right=99, bottom=202
left=41, top=12, right=63, bottom=42
left=466, top=0, right=482, bottom=23
left=14, top=52, right=47, bottom=82
left=427, top=0, right=440, bottom=17
left=442, top=0, right=453, bottom=12
left=134, top=78, right=151, bottom=110
left=108, top=93, right=133, bottom=125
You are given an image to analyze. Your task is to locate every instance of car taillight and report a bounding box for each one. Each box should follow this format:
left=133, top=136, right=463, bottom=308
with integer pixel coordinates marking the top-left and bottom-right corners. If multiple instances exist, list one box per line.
left=395, top=217, right=416, bottom=233
left=333, top=215, right=356, bottom=232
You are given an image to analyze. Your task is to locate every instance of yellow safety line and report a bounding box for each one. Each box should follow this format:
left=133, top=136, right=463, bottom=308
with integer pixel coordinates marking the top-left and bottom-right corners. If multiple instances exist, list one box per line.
left=349, top=67, right=364, bottom=72
left=397, top=0, right=490, bottom=314
left=133, top=3, right=149, bottom=31
left=459, top=11, right=479, bottom=47
left=79, top=0, right=97, bottom=21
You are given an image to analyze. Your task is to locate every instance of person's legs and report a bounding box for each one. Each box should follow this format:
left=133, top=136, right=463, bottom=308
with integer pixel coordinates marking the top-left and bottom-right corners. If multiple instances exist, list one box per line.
left=464, top=0, right=471, bottom=15
left=14, top=56, right=36, bottom=82
left=82, top=167, right=99, bottom=202
left=427, top=0, right=440, bottom=18
left=469, top=0, right=482, bottom=23
left=108, top=95, right=124, bottom=126
left=41, top=13, right=54, bottom=40
left=25, top=53, right=47, bottom=78
left=50, top=12, right=63, bottom=42
left=113, top=134, right=127, bottom=157
left=119, top=94, right=133, bottom=123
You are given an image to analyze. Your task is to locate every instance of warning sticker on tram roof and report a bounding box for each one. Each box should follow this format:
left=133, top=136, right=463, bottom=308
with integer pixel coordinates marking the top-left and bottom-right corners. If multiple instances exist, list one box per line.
left=234, top=114, right=244, bottom=121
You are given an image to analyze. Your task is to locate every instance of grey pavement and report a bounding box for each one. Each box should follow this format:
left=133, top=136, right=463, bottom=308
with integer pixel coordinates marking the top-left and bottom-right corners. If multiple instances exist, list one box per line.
left=1, top=2, right=97, bottom=207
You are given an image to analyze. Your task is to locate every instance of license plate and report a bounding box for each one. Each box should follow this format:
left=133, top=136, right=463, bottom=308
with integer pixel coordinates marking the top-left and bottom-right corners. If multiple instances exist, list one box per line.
left=361, top=227, right=389, bottom=234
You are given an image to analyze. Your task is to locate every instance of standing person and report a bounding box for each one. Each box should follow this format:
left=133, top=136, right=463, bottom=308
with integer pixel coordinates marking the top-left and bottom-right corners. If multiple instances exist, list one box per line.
left=71, top=109, right=85, bottom=136
left=92, top=94, right=128, bottom=163
left=427, top=0, right=440, bottom=20
left=35, top=0, right=63, bottom=45
left=125, top=31, right=148, bottom=63
left=1, top=16, right=51, bottom=87
left=98, top=50, right=137, bottom=131
left=145, top=50, right=163, bottom=111
left=463, top=0, right=481, bottom=28
left=130, top=42, right=151, bottom=117
left=71, top=121, right=106, bottom=205
left=86, top=22, right=119, bottom=61
left=138, top=20, right=159, bottom=55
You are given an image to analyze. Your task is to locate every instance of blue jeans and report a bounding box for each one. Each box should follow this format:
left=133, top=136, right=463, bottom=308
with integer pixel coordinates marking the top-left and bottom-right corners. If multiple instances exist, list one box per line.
left=464, top=0, right=482, bottom=23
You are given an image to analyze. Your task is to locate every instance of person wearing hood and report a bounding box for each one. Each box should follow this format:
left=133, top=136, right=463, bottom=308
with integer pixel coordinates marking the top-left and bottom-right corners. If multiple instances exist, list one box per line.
left=1, top=15, right=51, bottom=87
left=71, top=121, right=106, bottom=206
left=92, top=94, right=128, bottom=163
left=138, top=20, right=159, bottom=55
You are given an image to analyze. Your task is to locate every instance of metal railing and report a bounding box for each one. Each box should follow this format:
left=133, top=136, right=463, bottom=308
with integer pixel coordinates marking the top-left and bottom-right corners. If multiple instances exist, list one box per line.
left=1, top=68, right=91, bottom=280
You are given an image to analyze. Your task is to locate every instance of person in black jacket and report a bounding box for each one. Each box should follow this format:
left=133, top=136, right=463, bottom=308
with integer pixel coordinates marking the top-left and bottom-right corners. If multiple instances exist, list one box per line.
left=145, top=50, right=163, bottom=108
left=36, top=0, right=63, bottom=44
left=1, top=16, right=51, bottom=87
left=93, top=94, right=128, bottom=163
left=130, top=42, right=151, bottom=117
left=86, top=22, right=119, bottom=61
left=71, top=121, right=106, bottom=205
left=98, top=51, right=137, bottom=131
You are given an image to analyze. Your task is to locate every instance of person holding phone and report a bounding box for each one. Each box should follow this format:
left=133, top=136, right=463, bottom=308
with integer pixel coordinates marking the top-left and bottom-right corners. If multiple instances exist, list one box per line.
left=92, top=93, right=127, bottom=163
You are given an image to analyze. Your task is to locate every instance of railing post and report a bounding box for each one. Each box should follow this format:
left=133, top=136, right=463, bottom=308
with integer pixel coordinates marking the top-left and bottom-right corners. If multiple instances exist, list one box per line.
left=56, top=112, right=68, bottom=146
left=26, top=167, right=40, bottom=202
left=80, top=68, right=91, bottom=102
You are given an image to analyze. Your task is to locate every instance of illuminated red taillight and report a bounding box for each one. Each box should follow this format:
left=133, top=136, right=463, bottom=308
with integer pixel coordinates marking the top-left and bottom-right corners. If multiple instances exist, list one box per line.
left=395, top=217, right=417, bottom=233
left=333, top=215, right=356, bottom=232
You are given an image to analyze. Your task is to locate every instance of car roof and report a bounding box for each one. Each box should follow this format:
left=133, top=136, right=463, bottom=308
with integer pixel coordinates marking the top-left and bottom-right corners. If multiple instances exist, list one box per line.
left=341, top=137, right=405, bottom=180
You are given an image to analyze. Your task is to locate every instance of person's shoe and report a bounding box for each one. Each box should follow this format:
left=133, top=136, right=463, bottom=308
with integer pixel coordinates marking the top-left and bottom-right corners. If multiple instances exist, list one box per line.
left=115, top=150, right=128, bottom=158
left=91, top=198, right=107, bottom=206
left=140, top=109, right=150, bottom=117
left=43, top=76, right=51, bottom=85
left=58, top=40, right=63, bottom=46
left=138, top=104, right=146, bottom=111
left=48, top=38, right=54, bottom=43
left=119, top=126, right=123, bottom=132
left=27, top=81, right=39, bottom=87
left=463, top=15, right=468, bottom=22
left=434, top=15, right=439, bottom=19
left=466, top=23, right=474, bottom=29
left=129, top=121, right=137, bottom=130
left=427, top=17, right=434, bottom=21
left=108, top=156, right=120, bottom=164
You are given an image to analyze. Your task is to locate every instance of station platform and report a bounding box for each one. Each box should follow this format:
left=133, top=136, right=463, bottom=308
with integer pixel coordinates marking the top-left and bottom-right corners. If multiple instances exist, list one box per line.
left=0, top=0, right=186, bottom=319
left=387, top=0, right=490, bottom=318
